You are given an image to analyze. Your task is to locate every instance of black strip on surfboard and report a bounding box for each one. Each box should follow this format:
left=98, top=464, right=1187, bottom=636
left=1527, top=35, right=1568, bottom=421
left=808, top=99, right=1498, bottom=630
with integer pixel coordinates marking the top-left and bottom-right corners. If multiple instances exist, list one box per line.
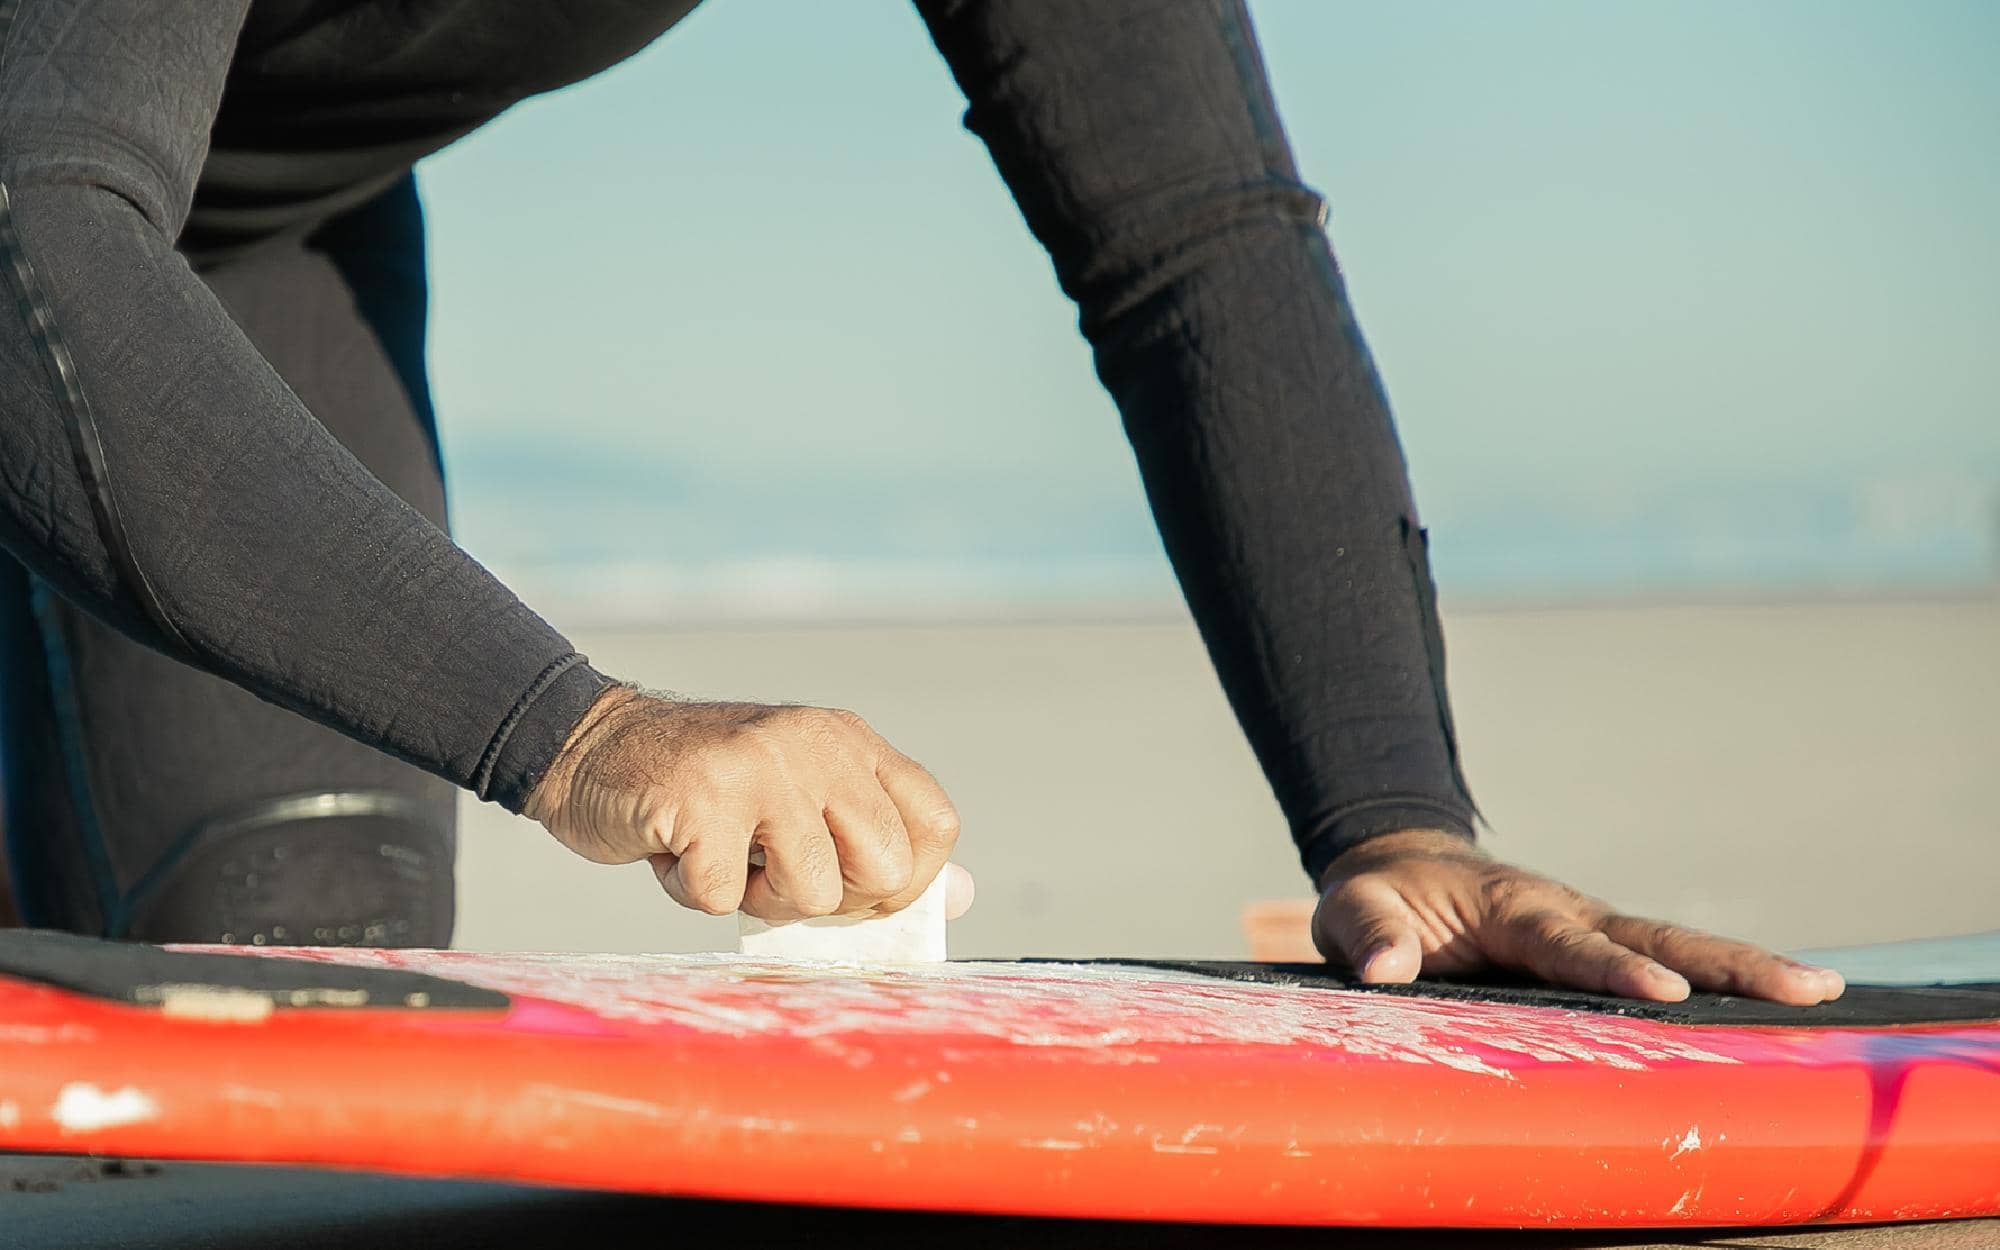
left=0, top=929, right=506, bottom=1011
left=1007, top=959, right=2000, bottom=1028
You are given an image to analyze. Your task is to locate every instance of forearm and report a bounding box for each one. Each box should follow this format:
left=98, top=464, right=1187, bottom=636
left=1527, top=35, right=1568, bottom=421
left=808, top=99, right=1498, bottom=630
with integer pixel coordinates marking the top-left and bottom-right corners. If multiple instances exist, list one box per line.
left=918, top=0, right=1477, bottom=875
left=0, top=180, right=606, bottom=808
left=0, top=0, right=605, bottom=808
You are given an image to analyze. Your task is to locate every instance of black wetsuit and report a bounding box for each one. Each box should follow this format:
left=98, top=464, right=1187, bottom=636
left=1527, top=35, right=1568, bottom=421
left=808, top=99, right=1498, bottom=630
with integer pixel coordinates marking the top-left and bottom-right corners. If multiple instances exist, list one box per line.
left=0, top=0, right=1476, bottom=945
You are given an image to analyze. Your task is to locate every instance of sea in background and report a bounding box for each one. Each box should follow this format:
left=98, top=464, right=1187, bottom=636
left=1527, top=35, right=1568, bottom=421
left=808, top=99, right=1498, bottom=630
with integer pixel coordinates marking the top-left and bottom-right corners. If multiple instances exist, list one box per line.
left=450, top=432, right=1999, bottom=625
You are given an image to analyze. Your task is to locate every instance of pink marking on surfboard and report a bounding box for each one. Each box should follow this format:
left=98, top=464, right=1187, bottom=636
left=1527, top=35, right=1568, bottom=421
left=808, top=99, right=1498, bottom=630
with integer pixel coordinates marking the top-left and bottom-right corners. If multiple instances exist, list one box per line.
left=500, top=997, right=629, bottom=1039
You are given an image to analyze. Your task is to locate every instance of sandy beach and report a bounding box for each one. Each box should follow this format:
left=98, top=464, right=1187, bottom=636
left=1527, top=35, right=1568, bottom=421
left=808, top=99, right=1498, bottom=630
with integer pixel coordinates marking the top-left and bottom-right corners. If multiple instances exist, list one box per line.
left=455, top=593, right=2000, bottom=960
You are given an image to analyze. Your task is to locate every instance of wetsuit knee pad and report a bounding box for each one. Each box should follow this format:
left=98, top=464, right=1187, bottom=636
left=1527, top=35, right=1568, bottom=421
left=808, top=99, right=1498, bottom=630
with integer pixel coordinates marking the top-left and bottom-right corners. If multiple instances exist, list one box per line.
left=121, top=792, right=455, bottom=948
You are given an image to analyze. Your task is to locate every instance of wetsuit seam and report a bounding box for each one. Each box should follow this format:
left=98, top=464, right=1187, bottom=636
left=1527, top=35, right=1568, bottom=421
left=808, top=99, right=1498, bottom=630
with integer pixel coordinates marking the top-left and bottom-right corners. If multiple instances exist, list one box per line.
left=472, top=652, right=586, bottom=802
left=0, top=179, right=196, bottom=659
left=9, top=126, right=182, bottom=231
left=1076, top=178, right=1323, bottom=344
left=26, top=579, right=122, bottom=935
left=1399, top=519, right=1480, bottom=816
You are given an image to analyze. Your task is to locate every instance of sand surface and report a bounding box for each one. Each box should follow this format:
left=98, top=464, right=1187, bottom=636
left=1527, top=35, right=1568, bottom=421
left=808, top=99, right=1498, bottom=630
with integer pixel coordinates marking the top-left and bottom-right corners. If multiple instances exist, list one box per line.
left=456, top=595, right=2000, bottom=960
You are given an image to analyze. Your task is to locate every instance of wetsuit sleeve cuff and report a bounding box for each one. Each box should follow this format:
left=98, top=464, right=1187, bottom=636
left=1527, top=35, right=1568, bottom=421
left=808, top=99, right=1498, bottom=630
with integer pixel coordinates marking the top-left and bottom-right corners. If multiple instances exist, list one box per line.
left=1298, top=799, right=1477, bottom=885
left=474, top=656, right=617, bottom=814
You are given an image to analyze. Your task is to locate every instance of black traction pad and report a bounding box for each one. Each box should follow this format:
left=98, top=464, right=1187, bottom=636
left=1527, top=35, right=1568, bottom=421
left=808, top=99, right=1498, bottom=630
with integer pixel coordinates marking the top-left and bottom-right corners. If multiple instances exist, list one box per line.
left=0, top=929, right=507, bottom=1012
left=1008, top=959, right=2000, bottom=1028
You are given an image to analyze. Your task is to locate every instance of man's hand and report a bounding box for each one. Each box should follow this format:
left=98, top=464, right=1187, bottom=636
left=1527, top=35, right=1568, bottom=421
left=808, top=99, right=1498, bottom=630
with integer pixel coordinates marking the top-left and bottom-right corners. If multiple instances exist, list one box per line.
left=525, top=687, right=964, bottom=923
left=1314, top=829, right=1845, bottom=1005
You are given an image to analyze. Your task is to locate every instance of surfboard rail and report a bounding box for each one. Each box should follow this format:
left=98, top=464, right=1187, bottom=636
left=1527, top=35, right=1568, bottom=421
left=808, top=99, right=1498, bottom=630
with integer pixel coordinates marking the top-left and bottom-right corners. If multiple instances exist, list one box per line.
left=1, top=937, right=1997, bottom=1229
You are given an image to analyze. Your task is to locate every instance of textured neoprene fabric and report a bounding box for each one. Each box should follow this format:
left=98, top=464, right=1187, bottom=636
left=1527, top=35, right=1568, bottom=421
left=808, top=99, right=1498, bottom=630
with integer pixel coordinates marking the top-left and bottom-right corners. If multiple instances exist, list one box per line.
left=0, top=928, right=509, bottom=1011
left=0, top=0, right=1477, bottom=925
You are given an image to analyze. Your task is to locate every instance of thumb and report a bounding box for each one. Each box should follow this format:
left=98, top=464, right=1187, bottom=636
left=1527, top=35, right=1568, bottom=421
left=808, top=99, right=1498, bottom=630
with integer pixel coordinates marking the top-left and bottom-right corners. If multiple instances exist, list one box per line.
left=940, top=862, right=975, bottom=921
left=1314, top=877, right=1425, bottom=984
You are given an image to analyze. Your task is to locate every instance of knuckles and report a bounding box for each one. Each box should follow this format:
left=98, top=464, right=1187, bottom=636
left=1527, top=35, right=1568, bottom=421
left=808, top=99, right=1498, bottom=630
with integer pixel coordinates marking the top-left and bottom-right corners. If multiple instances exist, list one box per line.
left=775, top=704, right=870, bottom=740
left=681, top=860, right=746, bottom=915
left=1477, top=873, right=1534, bottom=918
left=561, top=698, right=955, bottom=924
left=792, top=881, right=844, bottom=918
left=845, top=849, right=915, bottom=899
left=824, top=707, right=868, bottom=732
left=919, top=804, right=961, bottom=847
left=1478, top=870, right=1586, bottom=923
left=772, top=831, right=844, bottom=915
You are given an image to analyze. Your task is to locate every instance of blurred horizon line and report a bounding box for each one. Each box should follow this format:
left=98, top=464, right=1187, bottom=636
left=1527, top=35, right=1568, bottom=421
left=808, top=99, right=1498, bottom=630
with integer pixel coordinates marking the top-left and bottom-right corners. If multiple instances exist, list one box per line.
left=457, top=440, right=2000, bottom=631
left=500, top=555, right=1997, bottom=634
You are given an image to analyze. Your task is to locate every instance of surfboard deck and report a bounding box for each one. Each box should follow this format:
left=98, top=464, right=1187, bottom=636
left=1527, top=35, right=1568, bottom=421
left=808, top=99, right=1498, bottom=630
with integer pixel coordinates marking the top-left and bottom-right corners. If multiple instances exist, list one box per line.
left=0, top=931, right=1996, bottom=1229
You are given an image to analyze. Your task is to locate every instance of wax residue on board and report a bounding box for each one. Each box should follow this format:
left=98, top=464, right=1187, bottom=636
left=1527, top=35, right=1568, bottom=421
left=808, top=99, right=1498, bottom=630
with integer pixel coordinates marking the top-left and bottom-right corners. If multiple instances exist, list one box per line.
left=224, top=948, right=1746, bottom=1080
left=50, top=1083, right=158, bottom=1133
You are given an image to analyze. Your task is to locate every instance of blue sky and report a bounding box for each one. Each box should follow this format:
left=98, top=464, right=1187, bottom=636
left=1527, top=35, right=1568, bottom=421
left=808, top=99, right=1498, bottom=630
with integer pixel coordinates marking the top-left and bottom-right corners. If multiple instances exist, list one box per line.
left=417, top=1, right=1999, bottom=614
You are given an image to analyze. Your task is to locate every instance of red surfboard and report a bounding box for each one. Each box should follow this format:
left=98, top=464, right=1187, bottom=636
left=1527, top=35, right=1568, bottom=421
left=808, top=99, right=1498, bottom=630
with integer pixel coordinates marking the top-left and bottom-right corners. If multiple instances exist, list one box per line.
left=0, top=932, right=1996, bottom=1229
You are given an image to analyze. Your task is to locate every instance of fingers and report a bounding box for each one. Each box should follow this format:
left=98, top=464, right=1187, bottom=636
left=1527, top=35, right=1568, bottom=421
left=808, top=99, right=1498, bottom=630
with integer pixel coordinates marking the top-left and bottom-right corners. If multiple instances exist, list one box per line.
left=1491, top=916, right=1693, bottom=1002
left=868, top=751, right=961, bottom=916
left=651, top=812, right=751, bottom=916
left=1314, top=877, right=1426, bottom=984
left=670, top=791, right=920, bottom=925
left=1601, top=915, right=1845, bottom=1006
left=823, top=783, right=915, bottom=915
left=738, top=807, right=843, bottom=924
left=1310, top=839, right=1846, bottom=1007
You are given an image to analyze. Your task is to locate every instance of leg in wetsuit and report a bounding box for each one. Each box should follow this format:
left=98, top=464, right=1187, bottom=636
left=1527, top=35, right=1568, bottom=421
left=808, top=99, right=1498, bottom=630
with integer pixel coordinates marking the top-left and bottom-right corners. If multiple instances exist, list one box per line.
left=0, top=177, right=457, bottom=945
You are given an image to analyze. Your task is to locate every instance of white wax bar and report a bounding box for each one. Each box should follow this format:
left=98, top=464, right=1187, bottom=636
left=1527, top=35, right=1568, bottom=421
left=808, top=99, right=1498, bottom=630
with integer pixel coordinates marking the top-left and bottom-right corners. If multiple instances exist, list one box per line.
left=737, top=871, right=948, bottom=963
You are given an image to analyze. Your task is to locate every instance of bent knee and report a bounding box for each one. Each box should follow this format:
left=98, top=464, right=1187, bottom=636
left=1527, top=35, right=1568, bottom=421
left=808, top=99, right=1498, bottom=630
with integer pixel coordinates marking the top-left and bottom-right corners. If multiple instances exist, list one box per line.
left=122, top=791, right=455, bottom=948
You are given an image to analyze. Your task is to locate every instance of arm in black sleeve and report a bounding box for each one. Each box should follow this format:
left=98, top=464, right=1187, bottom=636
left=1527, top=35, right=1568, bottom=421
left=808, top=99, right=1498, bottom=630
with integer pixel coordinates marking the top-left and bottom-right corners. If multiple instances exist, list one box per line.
left=0, top=0, right=609, bottom=810
left=915, top=0, right=1478, bottom=879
